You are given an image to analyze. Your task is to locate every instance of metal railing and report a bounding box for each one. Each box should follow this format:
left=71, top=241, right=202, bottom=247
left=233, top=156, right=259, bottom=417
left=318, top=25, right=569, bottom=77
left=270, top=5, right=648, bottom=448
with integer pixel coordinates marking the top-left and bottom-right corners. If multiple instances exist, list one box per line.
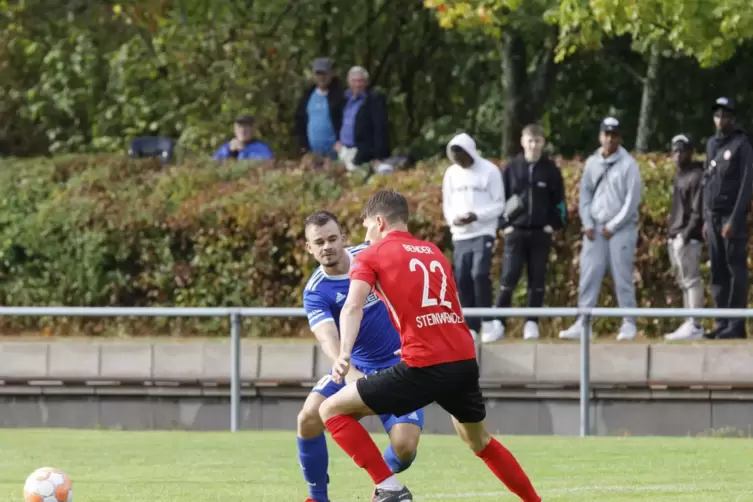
left=0, top=306, right=752, bottom=435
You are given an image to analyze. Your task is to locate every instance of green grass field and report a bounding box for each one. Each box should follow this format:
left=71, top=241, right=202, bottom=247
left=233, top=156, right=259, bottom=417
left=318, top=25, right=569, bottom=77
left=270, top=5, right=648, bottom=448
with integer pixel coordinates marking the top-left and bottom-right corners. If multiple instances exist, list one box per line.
left=3, top=430, right=753, bottom=501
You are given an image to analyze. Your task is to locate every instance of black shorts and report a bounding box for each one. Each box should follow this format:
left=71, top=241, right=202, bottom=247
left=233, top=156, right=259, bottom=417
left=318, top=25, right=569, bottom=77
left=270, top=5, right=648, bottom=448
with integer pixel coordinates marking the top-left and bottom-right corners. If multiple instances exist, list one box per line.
left=356, top=359, right=486, bottom=424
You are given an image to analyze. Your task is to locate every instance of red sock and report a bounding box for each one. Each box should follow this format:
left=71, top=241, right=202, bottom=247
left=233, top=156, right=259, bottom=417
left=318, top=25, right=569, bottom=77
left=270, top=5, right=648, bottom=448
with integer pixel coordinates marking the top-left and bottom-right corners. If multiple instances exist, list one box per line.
left=324, top=415, right=393, bottom=484
left=476, top=438, right=541, bottom=502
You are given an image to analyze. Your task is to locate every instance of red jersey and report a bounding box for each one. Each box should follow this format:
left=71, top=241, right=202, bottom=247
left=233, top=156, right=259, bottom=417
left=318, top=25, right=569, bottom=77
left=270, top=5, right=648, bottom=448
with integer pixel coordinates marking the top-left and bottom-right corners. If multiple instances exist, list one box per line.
left=349, top=230, right=476, bottom=367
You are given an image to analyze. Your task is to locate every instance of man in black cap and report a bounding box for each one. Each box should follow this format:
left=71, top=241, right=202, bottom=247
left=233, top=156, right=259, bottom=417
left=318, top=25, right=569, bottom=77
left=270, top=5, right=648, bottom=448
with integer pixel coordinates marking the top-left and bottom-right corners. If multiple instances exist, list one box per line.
left=665, top=134, right=705, bottom=340
left=560, top=116, right=642, bottom=341
left=702, top=97, right=753, bottom=339
left=212, top=114, right=274, bottom=160
left=294, top=57, right=345, bottom=162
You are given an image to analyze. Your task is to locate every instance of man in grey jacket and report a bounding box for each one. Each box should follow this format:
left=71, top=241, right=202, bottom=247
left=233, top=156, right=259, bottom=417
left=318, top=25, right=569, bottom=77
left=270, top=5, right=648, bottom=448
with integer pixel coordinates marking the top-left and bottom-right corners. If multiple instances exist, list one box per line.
left=559, top=117, right=642, bottom=341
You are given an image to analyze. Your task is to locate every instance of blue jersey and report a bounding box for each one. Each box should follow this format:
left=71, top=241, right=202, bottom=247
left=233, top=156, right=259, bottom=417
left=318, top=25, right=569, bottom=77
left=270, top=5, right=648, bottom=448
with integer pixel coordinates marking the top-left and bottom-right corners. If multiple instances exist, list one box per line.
left=303, top=243, right=401, bottom=368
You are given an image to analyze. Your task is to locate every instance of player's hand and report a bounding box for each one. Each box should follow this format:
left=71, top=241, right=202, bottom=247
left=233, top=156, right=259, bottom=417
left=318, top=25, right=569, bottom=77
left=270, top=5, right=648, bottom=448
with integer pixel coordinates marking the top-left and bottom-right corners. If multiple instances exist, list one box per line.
left=331, top=354, right=351, bottom=384
left=702, top=222, right=708, bottom=241
left=602, top=227, right=613, bottom=239
left=722, top=223, right=733, bottom=239
left=585, top=228, right=595, bottom=240
left=394, top=348, right=402, bottom=356
left=465, top=212, right=478, bottom=223
left=453, top=216, right=469, bottom=226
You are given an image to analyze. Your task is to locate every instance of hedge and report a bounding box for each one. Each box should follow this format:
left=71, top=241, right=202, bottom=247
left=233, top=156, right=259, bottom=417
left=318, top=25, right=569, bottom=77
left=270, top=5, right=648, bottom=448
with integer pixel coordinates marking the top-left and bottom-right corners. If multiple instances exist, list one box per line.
left=0, top=153, right=744, bottom=339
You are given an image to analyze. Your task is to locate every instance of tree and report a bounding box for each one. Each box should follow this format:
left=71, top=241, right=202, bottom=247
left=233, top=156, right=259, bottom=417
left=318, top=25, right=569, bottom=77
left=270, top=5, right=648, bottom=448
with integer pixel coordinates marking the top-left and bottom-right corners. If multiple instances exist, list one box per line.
left=424, top=0, right=559, bottom=157
left=548, top=0, right=753, bottom=152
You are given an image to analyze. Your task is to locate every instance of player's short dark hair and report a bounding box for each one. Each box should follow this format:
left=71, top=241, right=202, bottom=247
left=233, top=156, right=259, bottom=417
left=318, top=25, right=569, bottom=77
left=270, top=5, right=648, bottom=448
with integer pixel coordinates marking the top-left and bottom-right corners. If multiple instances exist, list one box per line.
left=522, top=123, right=545, bottom=138
left=362, top=190, right=409, bottom=224
left=304, top=211, right=341, bottom=231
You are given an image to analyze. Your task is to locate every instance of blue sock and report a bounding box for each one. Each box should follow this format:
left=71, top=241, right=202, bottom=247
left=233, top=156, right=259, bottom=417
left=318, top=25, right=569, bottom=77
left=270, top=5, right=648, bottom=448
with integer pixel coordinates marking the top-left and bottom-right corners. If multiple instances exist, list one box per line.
left=383, top=443, right=416, bottom=474
left=297, top=434, right=329, bottom=501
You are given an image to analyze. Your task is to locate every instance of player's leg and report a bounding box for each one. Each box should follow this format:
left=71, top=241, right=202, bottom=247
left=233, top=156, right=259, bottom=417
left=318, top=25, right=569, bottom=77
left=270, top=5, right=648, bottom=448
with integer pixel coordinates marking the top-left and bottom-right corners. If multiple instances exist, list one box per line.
left=297, top=375, right=342, bottom=502
left=436, top=360, right=541, bottom=502
left=381, top=409, right=424, bottom=473
left=320, top=363, right=432, bottom=500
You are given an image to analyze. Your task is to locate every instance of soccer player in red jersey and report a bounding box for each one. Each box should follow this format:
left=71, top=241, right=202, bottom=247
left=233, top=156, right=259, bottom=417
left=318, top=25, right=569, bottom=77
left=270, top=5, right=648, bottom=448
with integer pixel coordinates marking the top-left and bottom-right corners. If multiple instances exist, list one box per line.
left=319, top=190, right=542, bottom=502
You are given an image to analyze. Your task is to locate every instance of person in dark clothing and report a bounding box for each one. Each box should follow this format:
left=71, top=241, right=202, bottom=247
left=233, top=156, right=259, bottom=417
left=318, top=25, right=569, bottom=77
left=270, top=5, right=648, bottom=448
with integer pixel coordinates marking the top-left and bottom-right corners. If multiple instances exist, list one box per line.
left=702, top=97, right=753, bottom=339
left=665, top=134, right=705, bottom=340
left=294, top=58, right=346, bottom=161
left=335, top=66, right=390, bottom=171
left=487, top=124, right=567, bottom=341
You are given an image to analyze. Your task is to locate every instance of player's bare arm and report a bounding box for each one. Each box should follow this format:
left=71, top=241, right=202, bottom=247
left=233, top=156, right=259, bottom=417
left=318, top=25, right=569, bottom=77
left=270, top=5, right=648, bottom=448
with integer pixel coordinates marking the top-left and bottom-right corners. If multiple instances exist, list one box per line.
left=311, top=321, right=341, bottom=362
left=333, top=279, right=371, bottom=383
left=312, top=320, right=366, bottom=383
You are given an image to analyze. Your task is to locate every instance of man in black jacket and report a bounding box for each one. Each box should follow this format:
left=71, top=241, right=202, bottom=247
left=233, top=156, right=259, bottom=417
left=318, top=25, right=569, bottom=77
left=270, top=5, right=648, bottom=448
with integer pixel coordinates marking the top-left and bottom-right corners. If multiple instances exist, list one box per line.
left=703, top=97, right=753, bottom=339
left=485, top=124, right=567, bottom=342
left=335, top=66, right=390, bottom=171
left=294, top=58, right=345, bottom=162
left=665, top=134, right=705, bottom=340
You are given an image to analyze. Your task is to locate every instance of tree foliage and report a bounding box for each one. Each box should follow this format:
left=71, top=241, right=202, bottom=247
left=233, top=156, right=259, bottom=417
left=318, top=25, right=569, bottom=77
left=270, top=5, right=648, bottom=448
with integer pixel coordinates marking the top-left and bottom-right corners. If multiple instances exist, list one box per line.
left=550, top=0, right=753, bottom=66
left=0, top=0, right=753, bottom=158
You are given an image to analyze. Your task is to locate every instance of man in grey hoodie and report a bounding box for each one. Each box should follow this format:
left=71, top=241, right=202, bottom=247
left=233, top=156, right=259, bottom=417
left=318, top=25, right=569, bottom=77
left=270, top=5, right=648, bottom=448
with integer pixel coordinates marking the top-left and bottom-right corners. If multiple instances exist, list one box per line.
left=559, top=117, right=642, bottom=341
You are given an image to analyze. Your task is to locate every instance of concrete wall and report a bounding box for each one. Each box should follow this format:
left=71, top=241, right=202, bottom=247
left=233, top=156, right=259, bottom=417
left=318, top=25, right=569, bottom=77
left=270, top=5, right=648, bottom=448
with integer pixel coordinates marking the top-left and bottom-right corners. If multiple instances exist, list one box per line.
left=3, top=340, right=753, bottom=386
left=2, top=340, right=753, bottom=436
left=1, top=390, right=753, bottom=436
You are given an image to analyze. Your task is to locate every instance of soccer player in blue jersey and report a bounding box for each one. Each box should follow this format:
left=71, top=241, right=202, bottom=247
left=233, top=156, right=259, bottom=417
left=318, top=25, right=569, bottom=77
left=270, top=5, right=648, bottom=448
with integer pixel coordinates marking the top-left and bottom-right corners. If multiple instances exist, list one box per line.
left=298, top=210, right=424, bottom=502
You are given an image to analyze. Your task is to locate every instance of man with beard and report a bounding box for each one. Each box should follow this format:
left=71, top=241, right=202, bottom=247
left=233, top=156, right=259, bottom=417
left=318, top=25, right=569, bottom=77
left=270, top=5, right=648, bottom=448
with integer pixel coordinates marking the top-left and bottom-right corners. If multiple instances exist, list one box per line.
left=702, top=97, right=753, bottom=339
left=298, top=211, right=424, bottom=502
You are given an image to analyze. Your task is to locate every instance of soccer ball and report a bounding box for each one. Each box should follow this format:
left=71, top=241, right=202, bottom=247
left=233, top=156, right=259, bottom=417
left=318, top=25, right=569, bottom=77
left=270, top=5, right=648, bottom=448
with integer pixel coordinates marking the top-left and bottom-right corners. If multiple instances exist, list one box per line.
left=23, top=467, right=73, bottom=502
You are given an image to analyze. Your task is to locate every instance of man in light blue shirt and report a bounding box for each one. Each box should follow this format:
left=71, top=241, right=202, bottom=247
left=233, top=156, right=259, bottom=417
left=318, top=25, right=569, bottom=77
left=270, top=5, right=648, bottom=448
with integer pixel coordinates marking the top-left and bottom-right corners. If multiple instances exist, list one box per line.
left=295, top=58, right=345, bottom=161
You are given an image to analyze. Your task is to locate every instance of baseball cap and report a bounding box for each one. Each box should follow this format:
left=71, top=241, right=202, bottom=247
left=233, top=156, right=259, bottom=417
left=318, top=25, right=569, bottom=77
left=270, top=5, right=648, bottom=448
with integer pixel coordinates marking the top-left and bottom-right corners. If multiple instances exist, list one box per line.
left=671, top=134, right=691, bottom=151
left=712, top=96, right=735, bottom=113
left=312, top=57, right=333, bottom=73
left=234, top=114, right=255, bottom=126
left=600, top=116, right=620, bottom=134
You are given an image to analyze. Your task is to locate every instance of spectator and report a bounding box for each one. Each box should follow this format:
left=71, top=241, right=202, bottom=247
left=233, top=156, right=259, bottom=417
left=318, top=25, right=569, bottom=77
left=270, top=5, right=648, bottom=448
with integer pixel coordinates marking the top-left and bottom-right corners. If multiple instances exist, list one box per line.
left=213, top=114, right=274, bottom=161
left=559, top=117, right=641, bottom=341
left=335, top=66, right=389, bottom=172
left=702, top=97, right=753, bottom=339
left=294, top=57, right=345, bottom=162
left=665, top=134, right=705, bottom=340
left=486, top=124, right=566, bottom=342
left=442, top=133, right=505, bottom=341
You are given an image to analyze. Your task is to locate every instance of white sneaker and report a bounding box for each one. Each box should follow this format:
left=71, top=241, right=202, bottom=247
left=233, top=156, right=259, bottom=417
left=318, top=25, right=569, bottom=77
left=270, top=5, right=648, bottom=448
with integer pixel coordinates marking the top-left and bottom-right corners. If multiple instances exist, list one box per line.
left=481, top=320, right=504, bottom=343
left=523, top=321, right=540, bottom=340
left=664, top=321, right=704, bottom=341
left=616, top=322, right=637, bottom=341
left=559, top=319, right=588, bottom=340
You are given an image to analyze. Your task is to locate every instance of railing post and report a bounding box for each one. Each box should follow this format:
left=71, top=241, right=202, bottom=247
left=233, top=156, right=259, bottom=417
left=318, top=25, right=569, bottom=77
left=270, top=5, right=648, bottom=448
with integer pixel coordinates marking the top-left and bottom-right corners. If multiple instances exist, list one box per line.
left=230, top=312, right=242, bottom=432
left=579, top=313, right=592, bottom=437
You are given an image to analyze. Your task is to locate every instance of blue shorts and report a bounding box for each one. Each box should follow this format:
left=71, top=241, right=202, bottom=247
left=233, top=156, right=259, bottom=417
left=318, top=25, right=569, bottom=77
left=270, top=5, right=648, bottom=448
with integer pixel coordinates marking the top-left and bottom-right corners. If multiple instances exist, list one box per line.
left=312, top=362, right=425, bottom=432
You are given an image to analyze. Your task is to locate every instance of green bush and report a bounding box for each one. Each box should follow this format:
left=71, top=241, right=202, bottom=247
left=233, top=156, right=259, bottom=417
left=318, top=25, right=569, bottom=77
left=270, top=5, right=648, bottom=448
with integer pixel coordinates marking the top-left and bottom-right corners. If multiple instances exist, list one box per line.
left=0, top=154, right=737, bottom=338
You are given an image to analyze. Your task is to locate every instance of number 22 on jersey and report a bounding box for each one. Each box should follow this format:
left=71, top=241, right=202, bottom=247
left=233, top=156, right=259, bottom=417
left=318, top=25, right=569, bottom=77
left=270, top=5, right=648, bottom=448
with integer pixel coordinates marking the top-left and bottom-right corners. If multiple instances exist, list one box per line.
left=409, top=258, right=452, bottom=309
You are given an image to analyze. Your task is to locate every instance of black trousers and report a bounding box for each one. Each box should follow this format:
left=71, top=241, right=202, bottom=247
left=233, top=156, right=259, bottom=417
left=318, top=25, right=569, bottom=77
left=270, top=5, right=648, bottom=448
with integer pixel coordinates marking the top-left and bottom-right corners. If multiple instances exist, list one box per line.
left=495, top=229, right=551, bottom=324
left=707, top=214, right=749, bottom=337
left=452, top=235, right=494, bottom=332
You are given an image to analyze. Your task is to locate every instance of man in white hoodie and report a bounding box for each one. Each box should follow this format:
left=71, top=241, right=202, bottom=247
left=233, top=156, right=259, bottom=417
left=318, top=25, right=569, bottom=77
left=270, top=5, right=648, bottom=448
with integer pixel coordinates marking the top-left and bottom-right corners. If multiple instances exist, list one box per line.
left=442, top=133, right=505, bottom=341
left=559, top=117, right=642, bottom=341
